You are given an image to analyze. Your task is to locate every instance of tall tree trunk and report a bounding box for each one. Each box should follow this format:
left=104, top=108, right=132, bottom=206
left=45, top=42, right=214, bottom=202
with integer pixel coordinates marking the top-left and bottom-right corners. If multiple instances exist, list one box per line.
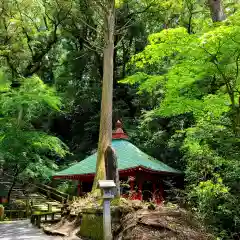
left=208, top=0, right=226, bottom=22
left=92, top=0, right=115, bottom=191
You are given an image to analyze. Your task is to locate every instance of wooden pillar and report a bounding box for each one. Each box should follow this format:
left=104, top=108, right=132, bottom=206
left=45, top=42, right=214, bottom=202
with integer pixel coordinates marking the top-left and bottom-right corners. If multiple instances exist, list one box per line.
left=37, top=216, right=41, bottom=228
left=159, top=182, right=164, bottom=198
left=77, top=181, right=82, bottom=196
left=26, top=199, right=30, bottom=217
left=129, top=176, right=135, bottom=198
left=159, top=181, right=164, bottom=204
left=138, top=181, right=143, bottom=200
left=152, top=182, right=156, bottom=201
left=130, top=178, right=134, bottom=192
left=47, top=203, right=52, bottom=212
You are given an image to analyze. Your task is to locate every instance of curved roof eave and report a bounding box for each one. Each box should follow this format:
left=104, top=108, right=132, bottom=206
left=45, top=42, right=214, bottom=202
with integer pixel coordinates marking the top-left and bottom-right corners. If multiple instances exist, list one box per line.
left=53, top=139, right=181, bottom=178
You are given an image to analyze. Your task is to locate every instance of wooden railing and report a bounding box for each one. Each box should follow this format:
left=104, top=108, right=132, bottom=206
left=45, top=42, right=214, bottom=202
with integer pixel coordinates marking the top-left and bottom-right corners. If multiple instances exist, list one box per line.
left=4, top=210, right=28, bottom=220
left=34, top=184, right=70, bottom=203
left=31, top=210, right=62, bottom=228
left=30, top=201, right=62, bottom=227
left=0, top=182, right=69, bottom=223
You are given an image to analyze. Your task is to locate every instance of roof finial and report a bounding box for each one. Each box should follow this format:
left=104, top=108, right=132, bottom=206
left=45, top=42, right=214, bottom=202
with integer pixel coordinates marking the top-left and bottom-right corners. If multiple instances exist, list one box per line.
left=115, top=120, right=122, bottom=128
left=112, top=120, right=128, bottom=140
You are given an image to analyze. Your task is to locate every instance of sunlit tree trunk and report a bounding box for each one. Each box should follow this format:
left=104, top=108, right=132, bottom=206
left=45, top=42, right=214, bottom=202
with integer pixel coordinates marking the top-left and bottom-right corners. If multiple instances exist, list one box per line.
left=92, top=0, right=115, bottom=191
left=208, top=0, right=226, bottom=22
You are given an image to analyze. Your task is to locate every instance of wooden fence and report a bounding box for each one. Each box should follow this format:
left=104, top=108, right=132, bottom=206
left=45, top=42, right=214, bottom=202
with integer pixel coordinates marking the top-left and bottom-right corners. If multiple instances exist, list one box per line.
left=0, top=183, right=68, bottom=222
left=35, top=184, right=70, bottom=203
left=4, top=210, right=28, bottom=220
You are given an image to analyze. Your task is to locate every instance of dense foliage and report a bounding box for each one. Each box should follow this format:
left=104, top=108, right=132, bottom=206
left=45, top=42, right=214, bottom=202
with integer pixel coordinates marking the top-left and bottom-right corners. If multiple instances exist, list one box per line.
left=0, top=72, right=68, bottom=200
left=1, top=0, right=240, bottom=238
left=122, top=2, right=240, bottom=238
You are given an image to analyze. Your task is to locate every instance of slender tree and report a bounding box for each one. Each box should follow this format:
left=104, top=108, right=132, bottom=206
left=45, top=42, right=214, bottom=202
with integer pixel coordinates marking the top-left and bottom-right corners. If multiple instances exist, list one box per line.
left=92, top=0, right=116, bottom=191
left=208, top=0, right=226, bottom=22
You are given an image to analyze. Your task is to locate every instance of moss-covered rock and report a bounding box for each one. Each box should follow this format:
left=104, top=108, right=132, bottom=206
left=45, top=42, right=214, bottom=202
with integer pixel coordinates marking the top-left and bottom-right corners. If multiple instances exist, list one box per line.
left=79, top=212, right=103, bottom=240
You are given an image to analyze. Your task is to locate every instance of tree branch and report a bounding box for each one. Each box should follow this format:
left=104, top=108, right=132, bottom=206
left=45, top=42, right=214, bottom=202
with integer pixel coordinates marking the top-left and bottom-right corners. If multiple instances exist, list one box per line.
left=126, top=1, right=156, bottom=19
left=79, top=17, right=99, bottom=33
left=23, top=23, right=59, bottom=77
left=200, top=46, right=234, bottom=104
left=114, top=30, right=127, bottom=49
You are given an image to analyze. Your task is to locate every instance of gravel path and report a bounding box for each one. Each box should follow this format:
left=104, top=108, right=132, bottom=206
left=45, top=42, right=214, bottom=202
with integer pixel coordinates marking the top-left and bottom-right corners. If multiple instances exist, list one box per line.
left=0, top=221, right=64, bottom=240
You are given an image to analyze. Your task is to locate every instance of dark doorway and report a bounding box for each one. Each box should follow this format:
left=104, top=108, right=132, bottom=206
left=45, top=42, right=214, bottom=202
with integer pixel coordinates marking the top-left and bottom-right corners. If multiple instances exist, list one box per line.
left=142, top=181, right=153, bottom=201
left=82, top=182, right=93, bottom=195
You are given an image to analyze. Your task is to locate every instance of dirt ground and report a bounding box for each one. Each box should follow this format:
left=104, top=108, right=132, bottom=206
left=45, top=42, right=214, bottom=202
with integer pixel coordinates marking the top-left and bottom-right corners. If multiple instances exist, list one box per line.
left=43, top=200, right=213, bottom=240
left=113, top=208, right=213, bottom=240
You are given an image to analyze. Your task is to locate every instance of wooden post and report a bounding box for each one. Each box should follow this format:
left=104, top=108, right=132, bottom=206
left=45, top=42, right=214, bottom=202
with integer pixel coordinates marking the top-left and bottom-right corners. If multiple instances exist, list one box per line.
left=51, top=213, right=54, bottom=221
left=47, top=190, right=50, bottom=199
left=48, top=203, right=52, bottom=212
left=130, top=178, right=134, bottom=192
left=77, top=181, right=82, bottom=196
left=30, top=199, right=33, bottom=210
left=152, top=182, right=156, bottom=202
left=37, top=216, right=41, bottom=228
left=30, top=215, right=34, bottom=224
left=26, top=199, right=30, bottom=217
left=159, top=182, right=164, bottom=198
left=129, top=176, right=135, bottom=199
left=138, top=181, right=143, bottom=201
left=159, top=181, right=164, bottom=204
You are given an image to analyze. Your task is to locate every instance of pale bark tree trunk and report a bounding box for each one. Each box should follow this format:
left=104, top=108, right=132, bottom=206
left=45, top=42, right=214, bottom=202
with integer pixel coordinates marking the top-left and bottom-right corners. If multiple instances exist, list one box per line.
left=208, top=0, right=226, bottom=22
left=92, top=0, right=115, bottom=191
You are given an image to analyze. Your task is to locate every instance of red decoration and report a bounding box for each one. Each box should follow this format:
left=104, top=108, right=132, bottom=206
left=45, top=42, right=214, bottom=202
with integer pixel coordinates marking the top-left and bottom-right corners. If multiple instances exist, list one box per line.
left=128, top=176, right=135, bottom=182
left=112, top=120, right=128, bottom=139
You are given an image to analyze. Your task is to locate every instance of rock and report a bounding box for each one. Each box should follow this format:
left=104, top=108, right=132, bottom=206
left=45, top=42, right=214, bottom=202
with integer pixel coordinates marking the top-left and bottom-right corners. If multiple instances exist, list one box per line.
left=148, top=202, right=156, bottom=210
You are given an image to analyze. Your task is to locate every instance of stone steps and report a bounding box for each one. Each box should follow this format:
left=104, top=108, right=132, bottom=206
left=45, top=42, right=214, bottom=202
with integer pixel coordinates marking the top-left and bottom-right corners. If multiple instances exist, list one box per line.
left=1, top=177, right=64, bottom=213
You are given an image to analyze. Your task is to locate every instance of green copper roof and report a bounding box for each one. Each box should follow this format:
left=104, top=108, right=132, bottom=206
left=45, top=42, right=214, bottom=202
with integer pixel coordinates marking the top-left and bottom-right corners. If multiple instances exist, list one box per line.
left=54, top=139, right=180, bottom=177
